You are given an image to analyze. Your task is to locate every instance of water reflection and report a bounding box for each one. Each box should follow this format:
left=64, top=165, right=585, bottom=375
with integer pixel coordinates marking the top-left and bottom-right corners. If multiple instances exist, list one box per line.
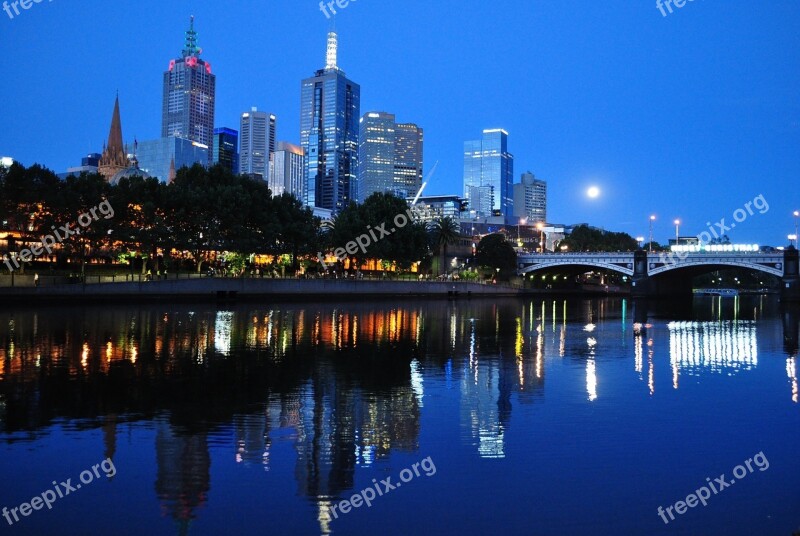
left=0, top=297, right=797, bottom=533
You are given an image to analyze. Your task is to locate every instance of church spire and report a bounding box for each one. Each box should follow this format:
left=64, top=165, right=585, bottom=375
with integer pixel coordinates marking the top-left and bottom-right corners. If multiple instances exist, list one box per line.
left=107, top=94, right=123, bottom=154
left=98, top=94, right=130, bottom=182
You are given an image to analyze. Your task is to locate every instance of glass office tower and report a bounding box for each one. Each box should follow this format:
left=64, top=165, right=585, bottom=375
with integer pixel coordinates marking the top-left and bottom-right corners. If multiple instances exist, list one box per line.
left=137, top=137, right=209, bottom=183
left=162, top=17, right=216, bottom=166
left=239, top=108, right=276, bottom=179
left=357, top=112, right=423, bottom=203
left=463, top=129, right=514, bottom=220
left=300, top=31, right=360, bottom=214
left=212, top=128, right=239, bottom=174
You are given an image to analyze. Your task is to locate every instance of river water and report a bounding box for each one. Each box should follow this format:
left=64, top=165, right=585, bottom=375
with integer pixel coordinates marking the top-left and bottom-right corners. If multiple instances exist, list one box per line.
left=0, top=297, right=798, bottom=535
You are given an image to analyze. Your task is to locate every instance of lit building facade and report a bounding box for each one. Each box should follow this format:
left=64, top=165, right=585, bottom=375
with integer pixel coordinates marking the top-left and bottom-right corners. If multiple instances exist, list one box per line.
left=239, top=108, right=276, bottom=179
left=357, top=112, right=423, bottom=203
left=136, top=137, right=209, bottom=183
left=407, top=195, right=465, bottom=223
left=269, top=142, right=306, bottom=199
left=300, top=31, right=360, bottom=214
left=161, top=17, right=216, bottom=166
left=212, top=128, right=239, bottom=174
left=513, top=172, right=547, bottom=224
left=463, top=129, right=514, bottom=221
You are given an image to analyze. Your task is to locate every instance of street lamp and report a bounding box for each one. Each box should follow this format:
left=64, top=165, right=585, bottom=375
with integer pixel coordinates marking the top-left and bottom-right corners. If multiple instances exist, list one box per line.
left=794, top=211, right=799, bottom=247
left=518, top=217, right=527, bottom=248
left=636, top=236, right=645, bottom=249
left=674, top=219, right=681, bottom=247
left=649, top=215, right=656, bottom=253
left=536, top=222, right=544, bottom=252
left=790, top=234, right=798, bottom=247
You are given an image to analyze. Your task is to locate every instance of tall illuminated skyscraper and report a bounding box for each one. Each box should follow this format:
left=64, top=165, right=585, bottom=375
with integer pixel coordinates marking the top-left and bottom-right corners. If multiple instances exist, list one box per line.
left=300, top=31, right=360, bottom=214
left=162, top=16, right=216, bottom=165
left=357, top=112, right=423, bottom=203
left=463, top=129, right=514, bottom=221
left=240, top=108, right=276, bottom=179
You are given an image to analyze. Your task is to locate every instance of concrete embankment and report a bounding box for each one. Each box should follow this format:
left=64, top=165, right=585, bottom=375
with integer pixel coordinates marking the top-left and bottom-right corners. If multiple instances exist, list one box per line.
left=0, top=278, right=525, bottom=303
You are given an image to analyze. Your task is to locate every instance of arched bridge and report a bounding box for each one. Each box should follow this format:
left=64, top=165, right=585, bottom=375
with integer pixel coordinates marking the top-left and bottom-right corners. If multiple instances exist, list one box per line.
left=517, top=249, right=800, bottom=300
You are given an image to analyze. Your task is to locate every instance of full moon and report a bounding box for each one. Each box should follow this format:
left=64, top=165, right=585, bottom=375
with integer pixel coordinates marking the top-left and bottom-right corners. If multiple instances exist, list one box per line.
left=587, top=186, right=601, bottom=199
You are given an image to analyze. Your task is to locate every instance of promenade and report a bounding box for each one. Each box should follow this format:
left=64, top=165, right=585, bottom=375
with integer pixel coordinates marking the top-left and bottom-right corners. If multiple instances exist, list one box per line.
left=0, top=274, right=525, bottom=302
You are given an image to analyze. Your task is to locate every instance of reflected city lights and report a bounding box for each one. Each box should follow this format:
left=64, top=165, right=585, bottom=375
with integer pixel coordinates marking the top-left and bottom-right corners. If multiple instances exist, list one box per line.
left=214, top=311, right=234, bottom=355
left=668, top=321, right=758, bottom=378
left=788, top=357, right=798, bottom=404
left=587, top=359, right=598, bottom=402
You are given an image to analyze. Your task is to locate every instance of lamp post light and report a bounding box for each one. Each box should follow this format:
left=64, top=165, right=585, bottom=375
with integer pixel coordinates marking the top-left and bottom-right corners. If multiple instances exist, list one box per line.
left=536, top=222, right=544, bottom=252
left=674, top=219, right=681, bottom=247
left=790, top=234, right=798, bottom=247
left=518, top=217, right=527, bottom=249
left=794, top=211, right=799, bottom=247
left=649, top=215, right=656, bottom=253
left=636, top=236, right=645, bottom=250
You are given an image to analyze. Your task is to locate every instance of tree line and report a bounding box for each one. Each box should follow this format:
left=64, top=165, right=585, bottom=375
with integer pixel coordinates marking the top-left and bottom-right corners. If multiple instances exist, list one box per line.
left=0, top=162, right=519, bottom=276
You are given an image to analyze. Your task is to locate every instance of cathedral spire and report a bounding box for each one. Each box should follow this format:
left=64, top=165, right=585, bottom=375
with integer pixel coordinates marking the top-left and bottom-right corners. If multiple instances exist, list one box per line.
left=107, top=94, right=123, bottom=154
left=98, top=94, right=130, bottom=182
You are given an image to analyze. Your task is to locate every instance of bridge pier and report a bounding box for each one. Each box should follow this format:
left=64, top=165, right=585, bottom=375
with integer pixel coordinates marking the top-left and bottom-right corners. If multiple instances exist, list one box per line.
left=782, top=247, right=800, bottom=302
left=631, top=250, right=649, bottom=299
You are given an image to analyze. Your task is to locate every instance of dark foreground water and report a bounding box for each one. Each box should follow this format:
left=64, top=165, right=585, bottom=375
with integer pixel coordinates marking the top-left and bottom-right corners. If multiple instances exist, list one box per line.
left=0, top=297, right=798, bottom=536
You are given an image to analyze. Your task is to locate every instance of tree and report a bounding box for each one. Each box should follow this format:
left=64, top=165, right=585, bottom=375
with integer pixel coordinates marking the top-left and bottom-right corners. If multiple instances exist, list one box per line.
left=272, top=193, right=319, bottom=270
left=558, top=225, right=638, bottom=252
left=428, top=216, right=460, bottom=276
left=476, top=233, right=517, bottom=278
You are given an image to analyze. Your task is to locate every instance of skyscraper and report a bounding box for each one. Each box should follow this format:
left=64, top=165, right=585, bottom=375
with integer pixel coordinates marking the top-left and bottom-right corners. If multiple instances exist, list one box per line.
left=463, top=129, right=514, bottom=221
left=357, top=112, right=423, bottom=203
left=300, top=31, right=361, bottom=214
left=239, top=108, right=276, bottom=179
left=98, top=95, right=130, bottom=182
left=162, top=16, right=215, bottom=165
left=394, top=122, right=424, bottom=198
left=269, top=142, right=306, bottom=199
left=513, top=172, right=547, bottom=224
left=212, top=127, right=239, bottom=174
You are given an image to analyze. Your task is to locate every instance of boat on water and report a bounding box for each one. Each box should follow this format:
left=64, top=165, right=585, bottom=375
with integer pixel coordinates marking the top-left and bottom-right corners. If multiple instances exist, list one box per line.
left=694, top=288, right=739, bottom=297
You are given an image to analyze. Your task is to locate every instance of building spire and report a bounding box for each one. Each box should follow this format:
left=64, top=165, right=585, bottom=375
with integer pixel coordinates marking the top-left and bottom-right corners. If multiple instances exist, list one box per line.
left=183, top=15, right=201, bottom=57
left=98, top=94, right=130, bottom=182
left=325, top=31, right=338, bottom=71
left=107, top=94, right=123, bottom=153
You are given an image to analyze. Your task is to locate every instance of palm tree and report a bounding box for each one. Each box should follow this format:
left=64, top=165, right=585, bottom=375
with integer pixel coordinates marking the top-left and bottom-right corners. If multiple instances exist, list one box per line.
left=428, top=216, right=460, bottom=276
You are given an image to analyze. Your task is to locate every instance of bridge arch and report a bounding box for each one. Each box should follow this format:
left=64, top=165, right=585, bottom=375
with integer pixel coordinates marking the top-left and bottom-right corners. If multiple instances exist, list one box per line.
left=649, top=258, right=783, bottom=278
left=518, top=259, right=634, bottom=277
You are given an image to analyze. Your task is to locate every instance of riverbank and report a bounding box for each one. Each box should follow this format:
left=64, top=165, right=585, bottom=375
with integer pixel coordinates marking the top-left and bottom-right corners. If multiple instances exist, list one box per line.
left=0, top=277, right=638, bottom=303
left=0, top=278, right=527, bottom=303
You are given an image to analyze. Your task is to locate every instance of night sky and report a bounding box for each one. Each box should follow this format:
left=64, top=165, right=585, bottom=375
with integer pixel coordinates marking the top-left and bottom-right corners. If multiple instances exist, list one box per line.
left=0, top=0, right=798, bottom=245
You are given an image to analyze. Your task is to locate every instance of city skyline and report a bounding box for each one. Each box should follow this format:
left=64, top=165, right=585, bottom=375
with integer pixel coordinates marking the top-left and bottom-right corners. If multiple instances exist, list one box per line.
left=0, top=1, right=798, bottom=244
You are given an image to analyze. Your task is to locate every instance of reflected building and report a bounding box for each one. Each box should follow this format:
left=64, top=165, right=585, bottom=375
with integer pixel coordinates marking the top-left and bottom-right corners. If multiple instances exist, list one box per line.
left=155, top=420, right=211, bottom=534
